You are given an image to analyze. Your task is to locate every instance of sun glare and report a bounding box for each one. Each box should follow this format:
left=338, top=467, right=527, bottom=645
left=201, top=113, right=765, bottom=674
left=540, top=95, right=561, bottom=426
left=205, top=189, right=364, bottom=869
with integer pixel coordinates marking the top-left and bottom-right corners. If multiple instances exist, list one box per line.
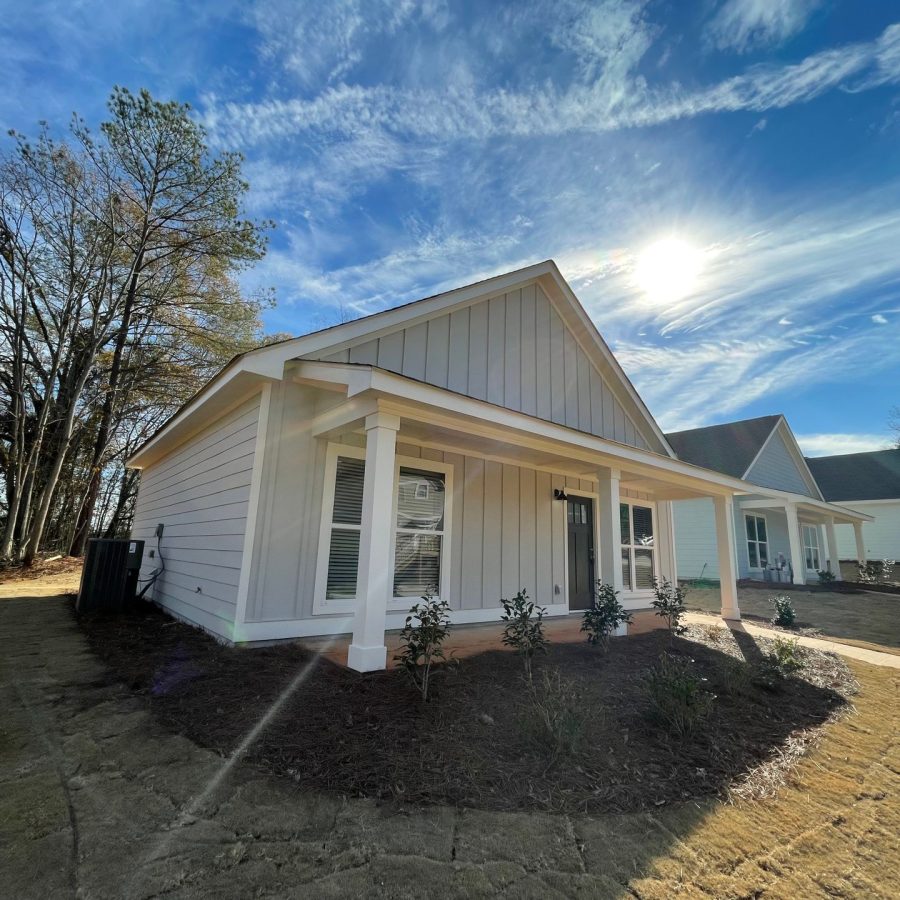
left=634, top=237, right=703, bottom=304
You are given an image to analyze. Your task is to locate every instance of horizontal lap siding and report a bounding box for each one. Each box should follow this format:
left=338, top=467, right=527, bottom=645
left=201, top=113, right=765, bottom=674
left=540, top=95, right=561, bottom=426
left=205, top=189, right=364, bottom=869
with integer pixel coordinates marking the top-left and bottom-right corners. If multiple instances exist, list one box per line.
left=306, top=284, right=651, bottom=450
left=673, top=499, right=718, bottom=579
left=834, top=502, right=900, bottom=559
left=131, top=394, right=261, bottom=639
left=747, top=430, right=817, bottom=496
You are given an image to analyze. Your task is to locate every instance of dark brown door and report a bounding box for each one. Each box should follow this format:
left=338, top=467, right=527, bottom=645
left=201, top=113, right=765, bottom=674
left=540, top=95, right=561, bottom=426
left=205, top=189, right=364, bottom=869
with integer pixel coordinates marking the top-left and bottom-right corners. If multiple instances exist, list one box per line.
left=567, top=497, right=595, bottom=610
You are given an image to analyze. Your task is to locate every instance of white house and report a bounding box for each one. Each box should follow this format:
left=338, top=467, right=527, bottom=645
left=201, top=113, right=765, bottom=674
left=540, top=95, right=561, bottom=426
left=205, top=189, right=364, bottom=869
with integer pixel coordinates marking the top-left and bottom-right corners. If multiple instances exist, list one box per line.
left=126, top=262, right=869, bottom=671
left=668, top=416, right=869, bottom=585
left=806, top=449, right=900, bottom=562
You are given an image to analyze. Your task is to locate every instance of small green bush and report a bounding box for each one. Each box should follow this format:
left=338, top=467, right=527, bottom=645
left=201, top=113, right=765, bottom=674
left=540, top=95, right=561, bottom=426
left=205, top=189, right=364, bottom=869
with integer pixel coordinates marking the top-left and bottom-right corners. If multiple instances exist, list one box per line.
left=522, top=667, right=585, bottom=764
left=501, top=588, right=547, bottom=681
left=752, top=637, right=805, bottom=690
left=651, top=576, right=688, bottom=638
left=581, top=582, right=632, bottom=648
left=394, top=590, right=453, bottom=701
left=770, top=594, right=796, bottom=628
left=817, top=569, right=836, bottom=585
left=643, top=652, right=713, bottom=737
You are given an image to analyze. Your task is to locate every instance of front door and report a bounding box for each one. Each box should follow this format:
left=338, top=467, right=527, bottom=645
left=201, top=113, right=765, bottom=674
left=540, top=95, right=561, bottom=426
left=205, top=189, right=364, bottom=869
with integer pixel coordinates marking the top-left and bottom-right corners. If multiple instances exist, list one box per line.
left=567, top=496, right=595, bottom=610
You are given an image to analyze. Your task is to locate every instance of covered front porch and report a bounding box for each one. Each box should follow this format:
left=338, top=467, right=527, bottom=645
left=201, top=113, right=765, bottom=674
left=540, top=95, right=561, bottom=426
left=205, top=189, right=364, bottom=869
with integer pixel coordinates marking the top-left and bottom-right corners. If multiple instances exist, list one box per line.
left=295, top=361, right=751, bottom=672
left=737, top=496, right=869, bottom=586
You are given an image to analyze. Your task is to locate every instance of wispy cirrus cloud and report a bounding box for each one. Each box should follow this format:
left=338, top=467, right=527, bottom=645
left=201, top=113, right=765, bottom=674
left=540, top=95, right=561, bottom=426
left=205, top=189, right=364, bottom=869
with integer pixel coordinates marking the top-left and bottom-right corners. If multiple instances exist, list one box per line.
left=202, top=23, right=900, bottom=147
left=797, top=432, right=893, bottom=456
left=707, top=0, right=823, bottom=54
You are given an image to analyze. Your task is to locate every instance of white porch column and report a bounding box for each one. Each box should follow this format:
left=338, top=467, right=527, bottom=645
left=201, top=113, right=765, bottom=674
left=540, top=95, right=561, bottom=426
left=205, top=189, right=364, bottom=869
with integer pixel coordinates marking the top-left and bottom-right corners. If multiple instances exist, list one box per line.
left=347, top=411, right=400, bottom=673
left=784, top=502, right=807, bottom=585
left=597, top=467, right=626, bottom=634
left=854, top=523, right=867, bottom=566
left=713, top=494, right=740, bottom=621
left=824, top=517, right=841, bottom=579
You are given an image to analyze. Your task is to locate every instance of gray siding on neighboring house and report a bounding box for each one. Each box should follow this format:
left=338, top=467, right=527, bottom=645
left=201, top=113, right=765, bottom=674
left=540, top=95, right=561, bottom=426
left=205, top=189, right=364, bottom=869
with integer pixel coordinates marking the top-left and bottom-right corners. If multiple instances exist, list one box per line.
left=307, top=284, right=652, bottom=451
left=131, top=394, right=261, bottom=639
left=746, top=428, right=817, bottom=497
left=245, top=382, right=667, bottom=625
left=673, top=496, right=797, bottom=581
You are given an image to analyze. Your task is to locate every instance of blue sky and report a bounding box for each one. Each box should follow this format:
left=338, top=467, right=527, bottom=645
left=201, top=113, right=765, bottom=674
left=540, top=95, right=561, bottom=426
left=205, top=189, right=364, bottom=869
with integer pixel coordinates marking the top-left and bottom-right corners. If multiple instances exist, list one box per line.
left=3, top=0, right=899, bottom=455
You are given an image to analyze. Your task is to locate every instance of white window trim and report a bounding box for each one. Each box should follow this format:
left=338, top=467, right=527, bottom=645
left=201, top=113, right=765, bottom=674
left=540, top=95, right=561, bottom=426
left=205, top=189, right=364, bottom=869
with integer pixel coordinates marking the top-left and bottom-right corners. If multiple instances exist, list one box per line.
left=620, top=498, right=658, bottom=596
left=745, top=512, right=768, bottom=572
left=801, top=523, right=820, bottom=573
left=313, top=443, right=366, bottom=615
left=313, top=443, right=454, bottom=616
left=387, top=455, right=453, bottom=609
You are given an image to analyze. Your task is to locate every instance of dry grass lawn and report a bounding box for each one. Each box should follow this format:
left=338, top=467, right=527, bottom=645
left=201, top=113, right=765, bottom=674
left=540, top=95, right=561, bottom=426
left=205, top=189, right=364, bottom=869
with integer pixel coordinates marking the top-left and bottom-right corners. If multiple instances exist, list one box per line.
left=621, top=659, right=899, bottom=898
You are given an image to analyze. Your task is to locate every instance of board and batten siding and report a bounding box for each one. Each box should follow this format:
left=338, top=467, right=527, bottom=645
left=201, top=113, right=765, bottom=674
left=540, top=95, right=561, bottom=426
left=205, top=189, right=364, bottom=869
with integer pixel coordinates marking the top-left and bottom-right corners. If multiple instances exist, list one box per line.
left=131, top=394, right=262, bottom=640
left=309, top=284, right=652, bottom=451
left=746, top=428, right=818, bottom=497
left=244, top=382, right=666, bottom=625
left=834, top=501, right=900, bottom=559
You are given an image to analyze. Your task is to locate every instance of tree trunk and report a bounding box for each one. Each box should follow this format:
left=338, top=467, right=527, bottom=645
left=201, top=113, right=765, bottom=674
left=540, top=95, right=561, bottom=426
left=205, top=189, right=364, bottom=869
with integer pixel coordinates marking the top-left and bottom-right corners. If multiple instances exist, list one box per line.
left=69, top=266, right=141, bottom=556
left=22, top=365, right=93, bottom=565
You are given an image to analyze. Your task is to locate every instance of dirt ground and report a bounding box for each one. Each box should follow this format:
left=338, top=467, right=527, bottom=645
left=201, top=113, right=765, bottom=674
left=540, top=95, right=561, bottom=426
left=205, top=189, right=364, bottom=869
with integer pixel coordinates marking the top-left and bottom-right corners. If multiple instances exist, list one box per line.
left=687, top=584, right=900, bottom=650
left=3, top=584, right=899, bottom=898
left=0, top=555, right=83, bottom=597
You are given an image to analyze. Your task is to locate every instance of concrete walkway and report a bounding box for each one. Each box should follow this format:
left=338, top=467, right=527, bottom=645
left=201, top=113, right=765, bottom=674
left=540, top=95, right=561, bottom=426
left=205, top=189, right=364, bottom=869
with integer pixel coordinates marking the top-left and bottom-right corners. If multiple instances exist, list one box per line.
left=685, top=612, right=900, bottom=670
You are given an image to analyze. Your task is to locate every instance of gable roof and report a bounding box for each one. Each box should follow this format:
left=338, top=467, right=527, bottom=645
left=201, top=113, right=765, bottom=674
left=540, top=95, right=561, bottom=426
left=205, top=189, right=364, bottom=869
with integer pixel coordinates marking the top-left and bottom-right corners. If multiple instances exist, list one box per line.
left=666, top=415, right=783, bottom=479
left=667, top=414, right=823, bottom=498
left=128, top=260, right=675, bottom=467
left=806, top=449, right=900, bottom=502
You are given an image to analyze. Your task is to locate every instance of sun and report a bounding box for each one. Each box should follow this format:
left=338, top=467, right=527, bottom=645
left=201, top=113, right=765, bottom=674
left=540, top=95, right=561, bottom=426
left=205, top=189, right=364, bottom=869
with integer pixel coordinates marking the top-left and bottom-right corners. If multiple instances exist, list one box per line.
left=634, top=237, right=703, bottom=305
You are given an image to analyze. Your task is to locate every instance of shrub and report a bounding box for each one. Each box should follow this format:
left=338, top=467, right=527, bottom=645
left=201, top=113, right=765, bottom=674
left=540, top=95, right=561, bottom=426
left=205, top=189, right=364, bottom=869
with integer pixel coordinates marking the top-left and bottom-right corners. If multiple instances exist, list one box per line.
left=817, top=568, right=836, bottom=585
left=752, top=637, right=805, bottom=690
left=769, top=636, right=805, bottom=674
left=522, top=667, right=585, bottom=764
left=651, top=577, right=688, bottom=638
left=643, top=652, right=713, bottom=738
left=880, top=559, right=896, bottom=583
left=719, top=657, right=754, bottom=697
left=394, top=590, right=453, bottom=701
left=857, top=562, right=878, bottom=584
left=581, top=582, right=632, bottom=648
left=770, top=594, right=796, bottom=628
left=501, top=589, right=547, bottom=681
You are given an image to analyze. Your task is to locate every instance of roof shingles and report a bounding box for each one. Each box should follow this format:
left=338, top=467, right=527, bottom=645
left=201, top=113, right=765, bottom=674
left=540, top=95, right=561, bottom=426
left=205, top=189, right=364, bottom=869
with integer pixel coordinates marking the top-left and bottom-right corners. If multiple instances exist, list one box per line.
left=665, top=415, right=782, bottom=479
left=805, top=449, right=900, bottom=502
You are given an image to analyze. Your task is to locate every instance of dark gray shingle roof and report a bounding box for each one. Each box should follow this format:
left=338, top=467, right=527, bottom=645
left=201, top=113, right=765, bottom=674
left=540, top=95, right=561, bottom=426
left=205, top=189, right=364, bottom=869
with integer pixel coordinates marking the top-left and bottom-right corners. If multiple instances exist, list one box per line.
left=805, top=449, right=900, bottom=502
left=665, top=415, right=782, bottom=478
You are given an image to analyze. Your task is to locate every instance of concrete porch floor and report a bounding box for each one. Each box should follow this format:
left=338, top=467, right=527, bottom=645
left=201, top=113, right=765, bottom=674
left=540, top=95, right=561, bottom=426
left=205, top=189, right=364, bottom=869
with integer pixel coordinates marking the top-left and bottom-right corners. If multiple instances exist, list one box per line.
left=299, top=609, right=663, bottom=669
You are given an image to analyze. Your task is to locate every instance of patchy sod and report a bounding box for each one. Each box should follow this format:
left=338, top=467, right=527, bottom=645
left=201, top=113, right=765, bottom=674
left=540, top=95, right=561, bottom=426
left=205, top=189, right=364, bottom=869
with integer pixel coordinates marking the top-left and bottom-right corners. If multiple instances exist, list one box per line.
left=79, top=602, right=855, bottom=815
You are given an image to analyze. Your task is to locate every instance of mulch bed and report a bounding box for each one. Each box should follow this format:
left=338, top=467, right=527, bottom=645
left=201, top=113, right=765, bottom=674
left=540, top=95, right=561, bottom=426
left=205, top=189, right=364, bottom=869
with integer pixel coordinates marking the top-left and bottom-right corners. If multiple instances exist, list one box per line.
left=78, top=602, right=857, bottom=815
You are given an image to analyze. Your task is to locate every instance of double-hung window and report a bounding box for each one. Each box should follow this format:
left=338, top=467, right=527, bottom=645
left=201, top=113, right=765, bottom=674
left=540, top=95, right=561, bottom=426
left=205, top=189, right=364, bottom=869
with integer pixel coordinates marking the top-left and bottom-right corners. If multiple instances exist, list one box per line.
left=317, top=445, right=451, bottom=612
left=802, top=525, right=820, bottom=572
left=745, top=514, right=768, bottom=569
left=324, top=453, right=366, bottom=601
left=620, top=501, right=655, bottom=590
left=393, top=467, right=447, bottom=598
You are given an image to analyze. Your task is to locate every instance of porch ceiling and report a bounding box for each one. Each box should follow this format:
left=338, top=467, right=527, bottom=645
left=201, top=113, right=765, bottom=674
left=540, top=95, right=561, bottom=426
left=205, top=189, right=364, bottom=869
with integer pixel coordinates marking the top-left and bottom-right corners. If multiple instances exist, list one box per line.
left=737, top=496, right=872, bottom=526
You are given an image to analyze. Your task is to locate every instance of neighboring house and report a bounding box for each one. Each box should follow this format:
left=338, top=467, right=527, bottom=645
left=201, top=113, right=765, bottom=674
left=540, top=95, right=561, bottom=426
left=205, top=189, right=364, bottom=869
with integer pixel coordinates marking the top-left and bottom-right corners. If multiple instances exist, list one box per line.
left=668, top=416, right=868, bottom=585
left=125, top=261, right=867, bottom=671
left=806, top=449, right=900, bottom=561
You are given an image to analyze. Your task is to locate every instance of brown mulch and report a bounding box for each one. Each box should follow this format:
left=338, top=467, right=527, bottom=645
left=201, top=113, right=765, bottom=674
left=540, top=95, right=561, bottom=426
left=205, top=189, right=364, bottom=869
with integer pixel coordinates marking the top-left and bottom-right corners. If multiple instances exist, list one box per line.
left=77, top=603, right=857, bottom=815
left=0, top=555, right=83, bottom=583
